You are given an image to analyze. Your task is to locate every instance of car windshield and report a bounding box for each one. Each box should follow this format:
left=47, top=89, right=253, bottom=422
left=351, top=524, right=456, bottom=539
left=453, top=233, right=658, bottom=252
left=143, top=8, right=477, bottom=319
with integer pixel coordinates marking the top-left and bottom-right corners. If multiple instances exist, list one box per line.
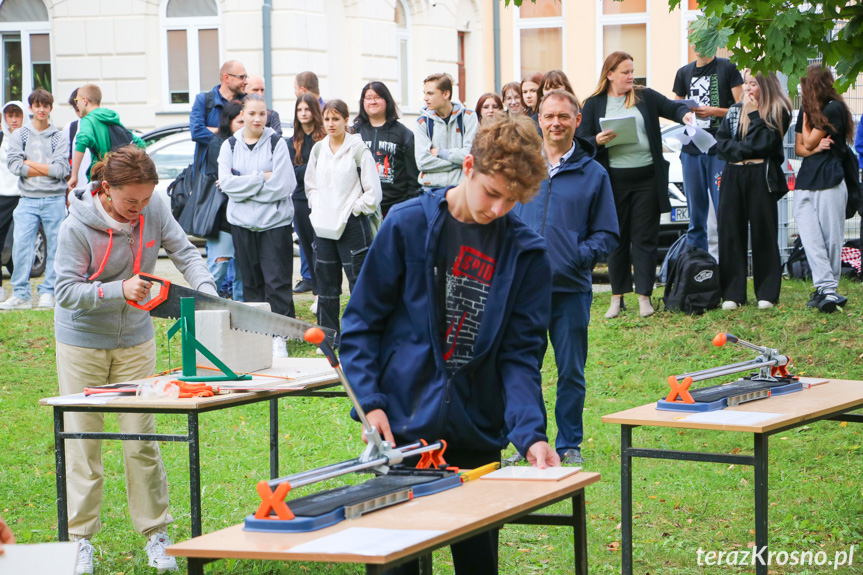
left=149, top=139, right=195, bottom=181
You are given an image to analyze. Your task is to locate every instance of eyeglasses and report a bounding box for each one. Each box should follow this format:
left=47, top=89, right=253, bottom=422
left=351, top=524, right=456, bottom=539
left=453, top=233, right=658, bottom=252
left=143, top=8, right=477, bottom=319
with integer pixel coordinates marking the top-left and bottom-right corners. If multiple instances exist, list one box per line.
left=364, top=95, right=383, bottom=102
left=74, top=97, right=87, bottom=102
left=226, top=73, right=248, bottom=80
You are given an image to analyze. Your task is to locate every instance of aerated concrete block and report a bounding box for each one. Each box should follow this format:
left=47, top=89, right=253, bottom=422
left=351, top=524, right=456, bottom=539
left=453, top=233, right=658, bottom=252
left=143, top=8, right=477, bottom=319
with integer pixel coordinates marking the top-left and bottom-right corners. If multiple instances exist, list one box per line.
left=195, top=302, right=273, bottom=373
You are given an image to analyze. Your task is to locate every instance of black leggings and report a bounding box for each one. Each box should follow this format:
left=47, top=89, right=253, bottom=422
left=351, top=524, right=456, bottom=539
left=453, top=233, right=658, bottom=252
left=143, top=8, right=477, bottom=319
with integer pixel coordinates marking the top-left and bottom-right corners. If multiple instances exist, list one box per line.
left=292, top=197, right=317, bottom=294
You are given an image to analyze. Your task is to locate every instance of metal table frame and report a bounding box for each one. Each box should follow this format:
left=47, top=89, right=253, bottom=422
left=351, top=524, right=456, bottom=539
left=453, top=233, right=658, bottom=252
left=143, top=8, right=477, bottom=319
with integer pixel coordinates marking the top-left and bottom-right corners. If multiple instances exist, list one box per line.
left=619, top=411, right=863, bottom=575
left=52, top=386, right=344, bottom=540
left=185, top=488, right=590, bottom=575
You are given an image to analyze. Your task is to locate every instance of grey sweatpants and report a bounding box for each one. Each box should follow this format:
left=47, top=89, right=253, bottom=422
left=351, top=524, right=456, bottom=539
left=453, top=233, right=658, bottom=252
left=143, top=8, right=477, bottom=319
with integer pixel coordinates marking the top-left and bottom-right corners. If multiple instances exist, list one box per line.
left=792, top=180, right=847, bottom=291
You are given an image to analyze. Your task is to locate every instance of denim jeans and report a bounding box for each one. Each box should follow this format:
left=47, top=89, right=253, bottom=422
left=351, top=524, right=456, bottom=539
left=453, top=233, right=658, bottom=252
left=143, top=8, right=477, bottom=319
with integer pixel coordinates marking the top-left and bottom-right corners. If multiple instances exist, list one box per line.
left=206, top=230, right=243, bottom=301
left=680, top=152, right=725, bottom=253
left=11, top=195, right=65, bottom=300
left=314, top=214, right=372, bottom=345
left=546, top=291, right=592, bottom=454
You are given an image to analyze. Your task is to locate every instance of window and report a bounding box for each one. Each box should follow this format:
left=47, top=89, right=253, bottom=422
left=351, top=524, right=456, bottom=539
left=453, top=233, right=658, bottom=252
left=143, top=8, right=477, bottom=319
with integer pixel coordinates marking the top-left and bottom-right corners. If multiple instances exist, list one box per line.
left=395, top=0, right=411, bottom=108
left=598, top=0, right=648, bottom=85
left=0, top=0, right=51, bottom=102
left=162, top=0, right=220, bottom=107
left=514, top=0, right=564, bottom=81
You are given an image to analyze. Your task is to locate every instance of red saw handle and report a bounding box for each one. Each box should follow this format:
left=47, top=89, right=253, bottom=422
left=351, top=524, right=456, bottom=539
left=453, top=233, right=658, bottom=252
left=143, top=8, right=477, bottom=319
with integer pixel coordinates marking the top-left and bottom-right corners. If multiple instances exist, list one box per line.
left=126, top=272, right=172, bottom=311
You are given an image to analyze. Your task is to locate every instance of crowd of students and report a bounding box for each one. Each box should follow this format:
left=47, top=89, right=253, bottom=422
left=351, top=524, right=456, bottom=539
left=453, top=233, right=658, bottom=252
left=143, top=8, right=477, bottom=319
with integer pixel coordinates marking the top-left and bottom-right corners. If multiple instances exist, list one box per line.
left=0, top=51, right=861, bottom=575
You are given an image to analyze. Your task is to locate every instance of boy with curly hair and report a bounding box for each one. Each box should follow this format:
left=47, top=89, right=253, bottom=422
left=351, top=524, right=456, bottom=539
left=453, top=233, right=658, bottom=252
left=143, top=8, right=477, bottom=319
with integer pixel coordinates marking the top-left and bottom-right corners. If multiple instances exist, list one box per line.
left=340, top=113, right=559, bottom=575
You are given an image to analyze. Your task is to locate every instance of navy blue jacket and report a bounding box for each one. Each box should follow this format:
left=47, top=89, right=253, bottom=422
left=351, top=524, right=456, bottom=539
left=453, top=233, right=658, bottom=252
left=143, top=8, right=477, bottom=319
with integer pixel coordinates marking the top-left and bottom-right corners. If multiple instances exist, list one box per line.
left=515, top=137, right=619, bottom=293
left=339, top=189, right=552, bottom=455
left=190, top=85, right=230, bottom=176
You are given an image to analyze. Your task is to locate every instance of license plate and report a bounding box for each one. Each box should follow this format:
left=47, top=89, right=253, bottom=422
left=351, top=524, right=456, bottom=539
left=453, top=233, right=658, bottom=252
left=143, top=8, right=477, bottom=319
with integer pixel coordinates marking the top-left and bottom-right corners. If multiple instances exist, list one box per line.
left=671, top=207, right=689, bottom=222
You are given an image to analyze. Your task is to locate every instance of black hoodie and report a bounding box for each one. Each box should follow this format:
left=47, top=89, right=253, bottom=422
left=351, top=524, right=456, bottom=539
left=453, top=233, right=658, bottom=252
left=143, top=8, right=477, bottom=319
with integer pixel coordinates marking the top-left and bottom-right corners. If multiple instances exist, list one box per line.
left=353, top=118, right=421, bottom=211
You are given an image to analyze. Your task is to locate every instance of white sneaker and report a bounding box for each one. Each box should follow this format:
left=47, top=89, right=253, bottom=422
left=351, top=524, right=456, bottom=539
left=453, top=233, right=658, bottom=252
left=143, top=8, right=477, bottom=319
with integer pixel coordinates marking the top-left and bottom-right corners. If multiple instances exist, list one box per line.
left=75, top=538, right=95, bottom=575
left=309, top=296, right=318, bottom=315
left=145, top=531, right=179, bottom=572
left=757, top=300, right=774, bottom=309
left=273, top=336, right=289, bottom=359
left=0, top=295, right=32, bottom=310
left=38, top=293, right=55, bottom=309
left=721, top=301, right=739, bottom=310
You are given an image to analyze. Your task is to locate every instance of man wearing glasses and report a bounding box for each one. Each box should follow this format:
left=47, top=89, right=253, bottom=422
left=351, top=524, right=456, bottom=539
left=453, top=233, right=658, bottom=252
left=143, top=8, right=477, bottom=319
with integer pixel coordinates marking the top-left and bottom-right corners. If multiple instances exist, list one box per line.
left=190, top=60, right=248, bottom=177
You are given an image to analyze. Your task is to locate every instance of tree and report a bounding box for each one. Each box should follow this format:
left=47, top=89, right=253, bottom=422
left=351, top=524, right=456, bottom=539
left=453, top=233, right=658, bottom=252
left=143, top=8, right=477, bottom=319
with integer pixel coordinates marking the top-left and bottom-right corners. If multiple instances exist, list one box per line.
left=504, top=0, right=863, bottom=94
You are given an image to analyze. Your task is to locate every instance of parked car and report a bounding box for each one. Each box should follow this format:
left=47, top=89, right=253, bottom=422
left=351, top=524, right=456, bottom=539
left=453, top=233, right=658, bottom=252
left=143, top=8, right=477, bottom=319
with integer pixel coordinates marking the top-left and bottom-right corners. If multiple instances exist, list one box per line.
left=143, top=124, right=299, bottom=256
left=2, top=223, right=47, bottom=278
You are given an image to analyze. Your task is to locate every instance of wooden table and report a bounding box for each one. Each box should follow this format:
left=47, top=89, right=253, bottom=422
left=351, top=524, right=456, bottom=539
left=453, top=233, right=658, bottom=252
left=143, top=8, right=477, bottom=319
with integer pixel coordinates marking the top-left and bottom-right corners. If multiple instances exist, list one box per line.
left=168, top=470, right=600, bottom=574
left=40, top=358, right=341, bottom=540
left=601, top=378, right=863, bottom=575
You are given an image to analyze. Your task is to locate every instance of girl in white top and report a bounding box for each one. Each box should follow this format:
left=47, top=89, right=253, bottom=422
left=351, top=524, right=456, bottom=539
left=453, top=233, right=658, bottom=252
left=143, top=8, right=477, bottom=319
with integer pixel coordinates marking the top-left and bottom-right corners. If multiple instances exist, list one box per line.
left=304, top=99, right=381, bottom=346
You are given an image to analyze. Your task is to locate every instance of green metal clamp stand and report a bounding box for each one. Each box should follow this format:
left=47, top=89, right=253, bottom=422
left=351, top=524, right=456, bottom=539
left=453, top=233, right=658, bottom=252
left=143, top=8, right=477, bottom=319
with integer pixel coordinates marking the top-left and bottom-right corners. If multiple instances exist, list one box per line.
left=167, top=297, right=253, bottom=382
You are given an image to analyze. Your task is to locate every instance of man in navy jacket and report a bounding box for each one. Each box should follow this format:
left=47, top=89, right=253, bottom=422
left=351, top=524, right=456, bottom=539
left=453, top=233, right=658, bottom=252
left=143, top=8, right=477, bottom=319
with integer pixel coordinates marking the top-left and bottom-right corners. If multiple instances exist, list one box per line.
left=340, top=114, right=559, bottom=575
left=515, top=90, right=619, bottom=465
left=190, top=60, right=247, bottom=176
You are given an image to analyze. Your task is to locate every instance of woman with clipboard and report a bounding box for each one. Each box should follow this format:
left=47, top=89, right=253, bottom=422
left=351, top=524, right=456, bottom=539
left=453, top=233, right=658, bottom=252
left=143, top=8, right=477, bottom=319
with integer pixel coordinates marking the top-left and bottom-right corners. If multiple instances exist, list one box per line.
left=578, top=51, right=693, bottom=319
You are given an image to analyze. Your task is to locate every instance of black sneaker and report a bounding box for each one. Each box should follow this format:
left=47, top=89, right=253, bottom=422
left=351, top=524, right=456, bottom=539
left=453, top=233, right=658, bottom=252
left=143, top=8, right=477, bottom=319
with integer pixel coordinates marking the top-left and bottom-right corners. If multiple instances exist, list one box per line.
left=818, top=291, right=841, bottom=313
left=293, top=279, right=313, bottom=294
left=807, top=290, right=823, bottom=308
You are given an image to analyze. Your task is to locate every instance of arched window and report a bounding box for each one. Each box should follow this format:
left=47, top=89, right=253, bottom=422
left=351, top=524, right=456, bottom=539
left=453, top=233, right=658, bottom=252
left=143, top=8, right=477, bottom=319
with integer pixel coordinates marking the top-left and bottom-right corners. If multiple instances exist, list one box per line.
left=0, top=0, right=51, bottom=102
left=161, top=0, right=220, bottom=107
left=395, top=0, right=411, bottom=108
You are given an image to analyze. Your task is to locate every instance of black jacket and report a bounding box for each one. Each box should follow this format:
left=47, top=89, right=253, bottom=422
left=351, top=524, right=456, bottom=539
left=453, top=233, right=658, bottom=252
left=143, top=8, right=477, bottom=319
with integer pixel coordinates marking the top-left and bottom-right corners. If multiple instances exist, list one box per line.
left=577, top=87, right=689, bottom=213
left=716, top=103, right=791, bottom=198
left=353, top=119, right=421, bottom=211
left=287, top=131, right=316, bottom=201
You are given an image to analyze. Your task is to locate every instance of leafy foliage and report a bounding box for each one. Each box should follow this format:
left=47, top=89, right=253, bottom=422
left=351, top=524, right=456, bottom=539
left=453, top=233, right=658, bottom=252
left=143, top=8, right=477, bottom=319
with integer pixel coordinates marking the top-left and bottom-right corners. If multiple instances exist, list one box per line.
left=505, top=0, right=863, bottom=94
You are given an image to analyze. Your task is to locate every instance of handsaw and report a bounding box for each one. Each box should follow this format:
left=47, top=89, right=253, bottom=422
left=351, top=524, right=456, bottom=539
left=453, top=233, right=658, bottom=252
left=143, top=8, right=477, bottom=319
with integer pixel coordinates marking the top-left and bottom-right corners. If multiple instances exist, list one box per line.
left=126, top=272, right=334, bottom=342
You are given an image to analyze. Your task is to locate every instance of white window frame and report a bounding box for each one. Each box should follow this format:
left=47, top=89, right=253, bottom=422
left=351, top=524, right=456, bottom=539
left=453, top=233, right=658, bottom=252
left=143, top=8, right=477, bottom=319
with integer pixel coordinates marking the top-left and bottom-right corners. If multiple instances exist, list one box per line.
left=160, top=0, right=221, bottom=112
left=0, top=8, right=52, bottom=102
left=596, top=0, right=651, bottom=87
left=396, top=0, right=412, bottom=111
left=512, top=3, right=566, bottom=82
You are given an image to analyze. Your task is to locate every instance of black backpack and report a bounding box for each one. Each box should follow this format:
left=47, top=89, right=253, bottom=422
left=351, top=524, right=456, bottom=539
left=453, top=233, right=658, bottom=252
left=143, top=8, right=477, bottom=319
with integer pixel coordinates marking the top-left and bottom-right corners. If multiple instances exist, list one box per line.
left=785, top=237, right=811, bottom=280
left=166, top=164, right=193, bottom=220
left=663, top=246, right=721, bottom=314
left=106, top=123, right=135, bottom=153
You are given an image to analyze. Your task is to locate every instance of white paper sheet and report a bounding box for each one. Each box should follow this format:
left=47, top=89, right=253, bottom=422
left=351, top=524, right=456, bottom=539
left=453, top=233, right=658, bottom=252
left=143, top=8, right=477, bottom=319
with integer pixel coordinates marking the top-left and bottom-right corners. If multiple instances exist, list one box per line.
left=682, top=411, right=784, bottom=426
left=481, top=466, right=581, bottom=481
left=45, top=392, right=125, bottom=406
left=289, top=527, right=445, bottom=556
left=598, top=116, right=638, bottom=147
left=0, top=542, right=78, bottom=574
left=675, top=123, right=717, bottom=154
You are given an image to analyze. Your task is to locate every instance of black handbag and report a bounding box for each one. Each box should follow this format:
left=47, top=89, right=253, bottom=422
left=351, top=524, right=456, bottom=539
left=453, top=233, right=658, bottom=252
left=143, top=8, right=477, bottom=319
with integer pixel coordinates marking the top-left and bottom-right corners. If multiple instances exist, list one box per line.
left=841, top=145, right=861, bottom=219
left=178, top=170, right=225, bottom=238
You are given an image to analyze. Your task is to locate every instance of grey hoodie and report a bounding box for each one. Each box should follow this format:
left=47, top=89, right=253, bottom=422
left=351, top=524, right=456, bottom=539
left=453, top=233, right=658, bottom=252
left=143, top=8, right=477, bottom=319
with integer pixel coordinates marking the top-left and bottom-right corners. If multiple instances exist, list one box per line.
left=6, top=122, right=69, bottom=197
left=412, top=100, right=478, bottom=188
left=0, top=100, right=25, bottom=197
left=54, top=184, right=217, bottom=350
left=218, top=126, right=296, bottom=232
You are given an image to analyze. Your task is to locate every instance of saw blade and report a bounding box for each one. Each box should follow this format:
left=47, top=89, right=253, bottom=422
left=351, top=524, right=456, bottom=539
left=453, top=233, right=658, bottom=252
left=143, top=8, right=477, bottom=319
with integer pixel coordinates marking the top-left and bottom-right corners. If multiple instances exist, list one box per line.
left=145, top=280, right=333, bottom=342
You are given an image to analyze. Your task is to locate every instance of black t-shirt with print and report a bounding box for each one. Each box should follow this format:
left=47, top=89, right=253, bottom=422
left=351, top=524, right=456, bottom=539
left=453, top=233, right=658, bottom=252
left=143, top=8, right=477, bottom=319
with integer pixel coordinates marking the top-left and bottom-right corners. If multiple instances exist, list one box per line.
left=435, top=209, right=503, bottom=376
left=673, top=57, right=744, bottom=154
left=795, top=100, right=848, bottom=191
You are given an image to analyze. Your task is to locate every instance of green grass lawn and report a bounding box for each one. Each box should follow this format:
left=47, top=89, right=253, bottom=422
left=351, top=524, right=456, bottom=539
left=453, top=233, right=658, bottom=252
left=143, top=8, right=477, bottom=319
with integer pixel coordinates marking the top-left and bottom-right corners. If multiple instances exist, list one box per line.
left=1, top=278, right=862, bottom=574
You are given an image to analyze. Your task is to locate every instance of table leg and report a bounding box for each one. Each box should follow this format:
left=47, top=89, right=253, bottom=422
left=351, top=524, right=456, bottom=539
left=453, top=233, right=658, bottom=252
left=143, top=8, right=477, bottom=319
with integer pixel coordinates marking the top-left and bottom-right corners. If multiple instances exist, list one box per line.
left=621, top=425, right=633, bottom=575
left=188, top=412, right=202, bottom=538
left=188, top=557, right=205, bottom=575
left=270, top=398, right=279, bottom=480
left=418, top=553, right=433, bottom=575
left=573, top=491, right=588, bottom=575
left=54, top=408, right=69, bottom=541
left=754, top=433, right=768, bottom=575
